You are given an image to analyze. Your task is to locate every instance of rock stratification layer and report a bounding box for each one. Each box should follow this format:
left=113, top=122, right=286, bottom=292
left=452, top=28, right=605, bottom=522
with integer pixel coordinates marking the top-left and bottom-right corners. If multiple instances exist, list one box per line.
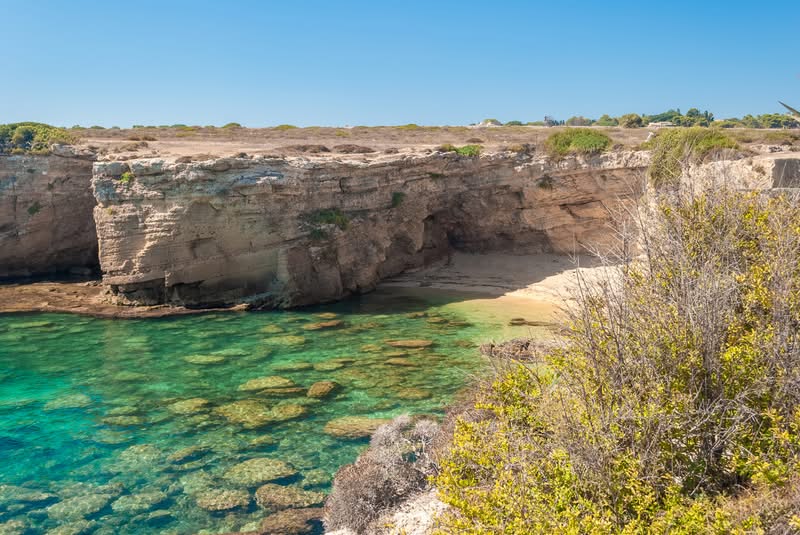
left=0, top=148, right=97, bottom=278
left=92, top=151, right=649, bottom=308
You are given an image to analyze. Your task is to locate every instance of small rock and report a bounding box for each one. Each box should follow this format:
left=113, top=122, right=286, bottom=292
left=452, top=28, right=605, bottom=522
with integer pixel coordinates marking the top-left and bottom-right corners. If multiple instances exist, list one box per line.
left=301, top=469, right=332, bottom=488
left=301, top=319, right=344, bottom=331
left=102, top=415, right=145, bottom=426
left=46, top=519, right=96, bottom=535
left=254, top=484, right=325, bottom=512
left=314, top=312, right=338, bottom=319
left=167, top=398, right=210, bottom=415
left=183, top=354, right=226, bottom=365
left=43, top=393, right=92, bottom=411
left=47, top=493, right=114, bottom=521
left=259, top=325, right=285, bottom=334
left=394, top=387, right=432, bottom=400
left=214, top=400, right=273, bottom=428
left=323, top=416, right=392, bottom=439
left=239, top=376, right=297, bottom=391
left=258, top=387, right=306, bottom=398
left=195, top=489, right=250, bottom=511
left=306, top=381, right=341, bottom=399
left=259, top=507, right=323, bottom=535
left=168, top=445, right=210, bottom=464
left=385, top=339, right=433, bottom=349
left=312, top=361, right=345, bottom=372
left=272, top=362, right=314, bottom=372
left=264, top=335, right=306, bottom=346
left=223, top=458, right=297, bottom=487
left=111, top=491, right=167, bottom=514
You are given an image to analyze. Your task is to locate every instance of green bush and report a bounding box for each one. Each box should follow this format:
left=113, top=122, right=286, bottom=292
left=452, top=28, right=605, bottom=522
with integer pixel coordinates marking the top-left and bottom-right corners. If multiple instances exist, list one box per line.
left=435, top=189, right=800, bottom=534
left=618, top=113, right=644, bottom=128
left=391, top=192, right=406, bottom=208
left=544, top=128, right=611, bottom=158
left=645, top=127, right=739, bottom=187
left=595, top=114, right=619, bottom=126
left=0, top=122, right=76, bottom=154
left=119, top=171, right=134, bottom=184
left=274, top=124, right=297, bottom=130
left=221, top=122, right=242, bottom=129
left=438, top=144, right=481, bottom=157
left=307, top=208, right=349, bottom=230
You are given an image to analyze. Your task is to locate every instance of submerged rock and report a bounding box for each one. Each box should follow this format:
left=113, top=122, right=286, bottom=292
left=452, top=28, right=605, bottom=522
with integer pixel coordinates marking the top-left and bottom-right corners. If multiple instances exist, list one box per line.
left=394, top=387, right=432, bottom=400
left=167, top=445, right=210, bottom=464
left=167, top=398, right=210, bottom=415
left=43, top=393, right=92, bottom=411
left=385, top=358, right=417, bottom=367
left=46, top=492, right=114, bottom=521
left=183, top=354, right=226, bottom=365
left=102, top=415, right=145, bottom=426
left=254, top=483, right=325, bottom=512
left=301, top=319, right=344, bottom=331
left=264, top=335, right=306, bottom=346
left=223, top=458, right=297, bottom=487
left=258, top=507, right=323, bottom=534
left=306, top=381, right=341, bottom=399
left=312, top=361, right=345, bottom=372
left=195, top=488, right=250, bottom=511
left=238, top=376, right=297, bottom=391
left=46, top=519, right=96, bottom=535
left=111, top=491, right=167, bottom=514
left=258, top=387, right=307, bottom=398
left=315, top=312, right=339, bottom=319
left=272, top=361, right=314, bottom=372
left=385, top=339, right=433, bottom=349
left=323, top=416, right=392, bottom=439
left=214, top=399, right=273, bottom=428
left=259, top=324, right=286, bottom=334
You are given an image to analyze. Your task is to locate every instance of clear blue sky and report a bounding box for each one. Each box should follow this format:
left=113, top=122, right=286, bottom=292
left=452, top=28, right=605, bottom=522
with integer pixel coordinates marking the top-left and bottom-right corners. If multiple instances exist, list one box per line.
left=2, top=0, right=798, bottom=127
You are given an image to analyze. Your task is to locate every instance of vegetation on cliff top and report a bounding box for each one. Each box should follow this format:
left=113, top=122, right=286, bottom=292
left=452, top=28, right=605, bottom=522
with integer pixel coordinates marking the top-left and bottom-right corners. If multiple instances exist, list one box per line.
left=435, top=188, right=800, bottom=533
left=545, top=128, right=612, bottom=158
left=0, top=122, right=75, bottom=154
left=644, top=127, right=739, bottom=187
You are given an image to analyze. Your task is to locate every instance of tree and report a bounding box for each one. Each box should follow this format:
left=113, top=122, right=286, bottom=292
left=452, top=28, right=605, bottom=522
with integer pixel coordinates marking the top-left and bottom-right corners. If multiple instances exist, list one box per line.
left=595, top=114, right=618, bottom=126
left=565, top=116, right=593, bottom=126
left=618, top=113, right=643, bottom=128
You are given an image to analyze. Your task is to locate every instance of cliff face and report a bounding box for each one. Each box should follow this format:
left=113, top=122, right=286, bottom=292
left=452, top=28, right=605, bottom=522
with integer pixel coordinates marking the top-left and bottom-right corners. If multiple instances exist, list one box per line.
left=92, top=151, right=649, bottom=308
left=0, top=148, right=98, bottom=278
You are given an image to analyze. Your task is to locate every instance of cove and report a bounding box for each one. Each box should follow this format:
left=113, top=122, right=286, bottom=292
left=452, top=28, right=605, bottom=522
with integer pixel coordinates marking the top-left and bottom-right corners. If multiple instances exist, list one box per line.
left=0, top=288, right=552, bottom=534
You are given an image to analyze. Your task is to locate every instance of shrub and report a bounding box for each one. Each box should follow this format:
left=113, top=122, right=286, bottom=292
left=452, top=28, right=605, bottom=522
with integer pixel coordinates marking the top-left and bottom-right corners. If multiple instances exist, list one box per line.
left=26, top=201, right=41, bottom=216
left=504, top=120, right=524, bottom=126
left=565, top=115, right=593, bottom=126
left=438, top=144, right=481, bottom=157
left=645, top=127, right=739, bottom=187
left=306, top=208, right=349, bottom=230
left=119, top=171, right=134, bottom=184
left=0, top=122, right=75, bottom=154
left=325, top=415, right=439, bottom=534
left=221, top=122, right=241, bottom=129
left=544, top=128, right=611, bottom=158
left=274, top=124, right=297, bottom=130
left=391, top=192, right=406, bottom=208
left=435, top=187, right=800, bottom=534
left=618, top=113, right=644, bottom=128
left=595, top=114, right=619, bottom=126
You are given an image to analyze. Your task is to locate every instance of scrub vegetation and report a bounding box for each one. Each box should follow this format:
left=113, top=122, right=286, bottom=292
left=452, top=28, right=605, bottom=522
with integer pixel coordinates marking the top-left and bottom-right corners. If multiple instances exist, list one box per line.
left=434, top=186, right=800, bottom=534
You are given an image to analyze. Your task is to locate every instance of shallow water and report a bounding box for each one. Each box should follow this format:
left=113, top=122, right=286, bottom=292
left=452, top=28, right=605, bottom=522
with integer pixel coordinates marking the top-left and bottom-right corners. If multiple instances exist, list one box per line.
left=0, top=289, right=550, bottom=534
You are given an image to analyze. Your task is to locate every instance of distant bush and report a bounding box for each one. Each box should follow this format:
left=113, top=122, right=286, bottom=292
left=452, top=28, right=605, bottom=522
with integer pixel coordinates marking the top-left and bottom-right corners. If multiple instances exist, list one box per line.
left=0, top=122, right=76, bottom=154
left=618, top=113, right=644, bottom=128
left=222, top=122, right=242, bottom=129
left=545, top=128, right=611, bottom=158
left=391, top=192, right=406, bottom=208
left=307, top=208, right=349, bottom=230
left=324, top=415, right=439, bottom=533
left=274, top=124, right=298, bottom=130
left=504, top=120, right=524, bottom=126
left=398, top=124, right=420, bottom=130
left=595, top=114, right=619, bottom=126
left=645, top=127, right=739, bottom=187
left=565, top=115, right=593, bottom=126
left=438, top=144, right=481, bottom=157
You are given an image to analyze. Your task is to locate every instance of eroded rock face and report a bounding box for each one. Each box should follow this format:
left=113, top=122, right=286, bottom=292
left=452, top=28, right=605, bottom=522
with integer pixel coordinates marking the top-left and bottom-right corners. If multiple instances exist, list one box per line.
left=0, top=149, right=97, bottom=278
left=91, top=151, right=649, bottom=307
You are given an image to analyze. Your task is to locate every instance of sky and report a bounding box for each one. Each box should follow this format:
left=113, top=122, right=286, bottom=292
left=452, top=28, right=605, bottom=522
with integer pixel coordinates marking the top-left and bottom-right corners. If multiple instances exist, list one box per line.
left=2, top=0, right=799, bottom=127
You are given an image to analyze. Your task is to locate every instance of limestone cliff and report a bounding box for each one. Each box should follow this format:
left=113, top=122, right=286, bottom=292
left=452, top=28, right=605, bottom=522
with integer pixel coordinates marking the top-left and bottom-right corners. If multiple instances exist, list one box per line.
left=92, top=151, right=649, bottom=308
left=0, top=147, right=98, bottom=278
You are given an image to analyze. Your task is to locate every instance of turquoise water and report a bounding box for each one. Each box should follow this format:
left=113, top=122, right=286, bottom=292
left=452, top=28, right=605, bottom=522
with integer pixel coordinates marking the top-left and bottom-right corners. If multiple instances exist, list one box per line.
left=0, top=289, right=501, bottom=534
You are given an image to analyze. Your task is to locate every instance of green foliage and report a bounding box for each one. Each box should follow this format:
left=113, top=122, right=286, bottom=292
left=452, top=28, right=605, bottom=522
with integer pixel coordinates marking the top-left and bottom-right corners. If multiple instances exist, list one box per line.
left=618, top=113, right=644, bottom=128
left=595, top=114, right=619, bottom=126
left=390, top=191, right=406, bottom=208
left=545, top=128, right=612, bottom=158
left=27, top=201, right=41, bottom=216
left=565, top=115, right=593, bottom=126
left=438, top=144, right=481, bottom=157
left=306, top=208, right=349, bottom=230
left=221, top=122, right=242, bottom=129
left=0, top=123, right=76, bottom=154
left=645, top=127, right=739, bottom=187
left=273, top=124, right=297, bottom=130
left=398, top=123, right=420, bottom=130
left=119, top=171, right=134, bottom=184
left=435, top=190, right=800, bottom=534
left=504, top=120, right=524, bottom=126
